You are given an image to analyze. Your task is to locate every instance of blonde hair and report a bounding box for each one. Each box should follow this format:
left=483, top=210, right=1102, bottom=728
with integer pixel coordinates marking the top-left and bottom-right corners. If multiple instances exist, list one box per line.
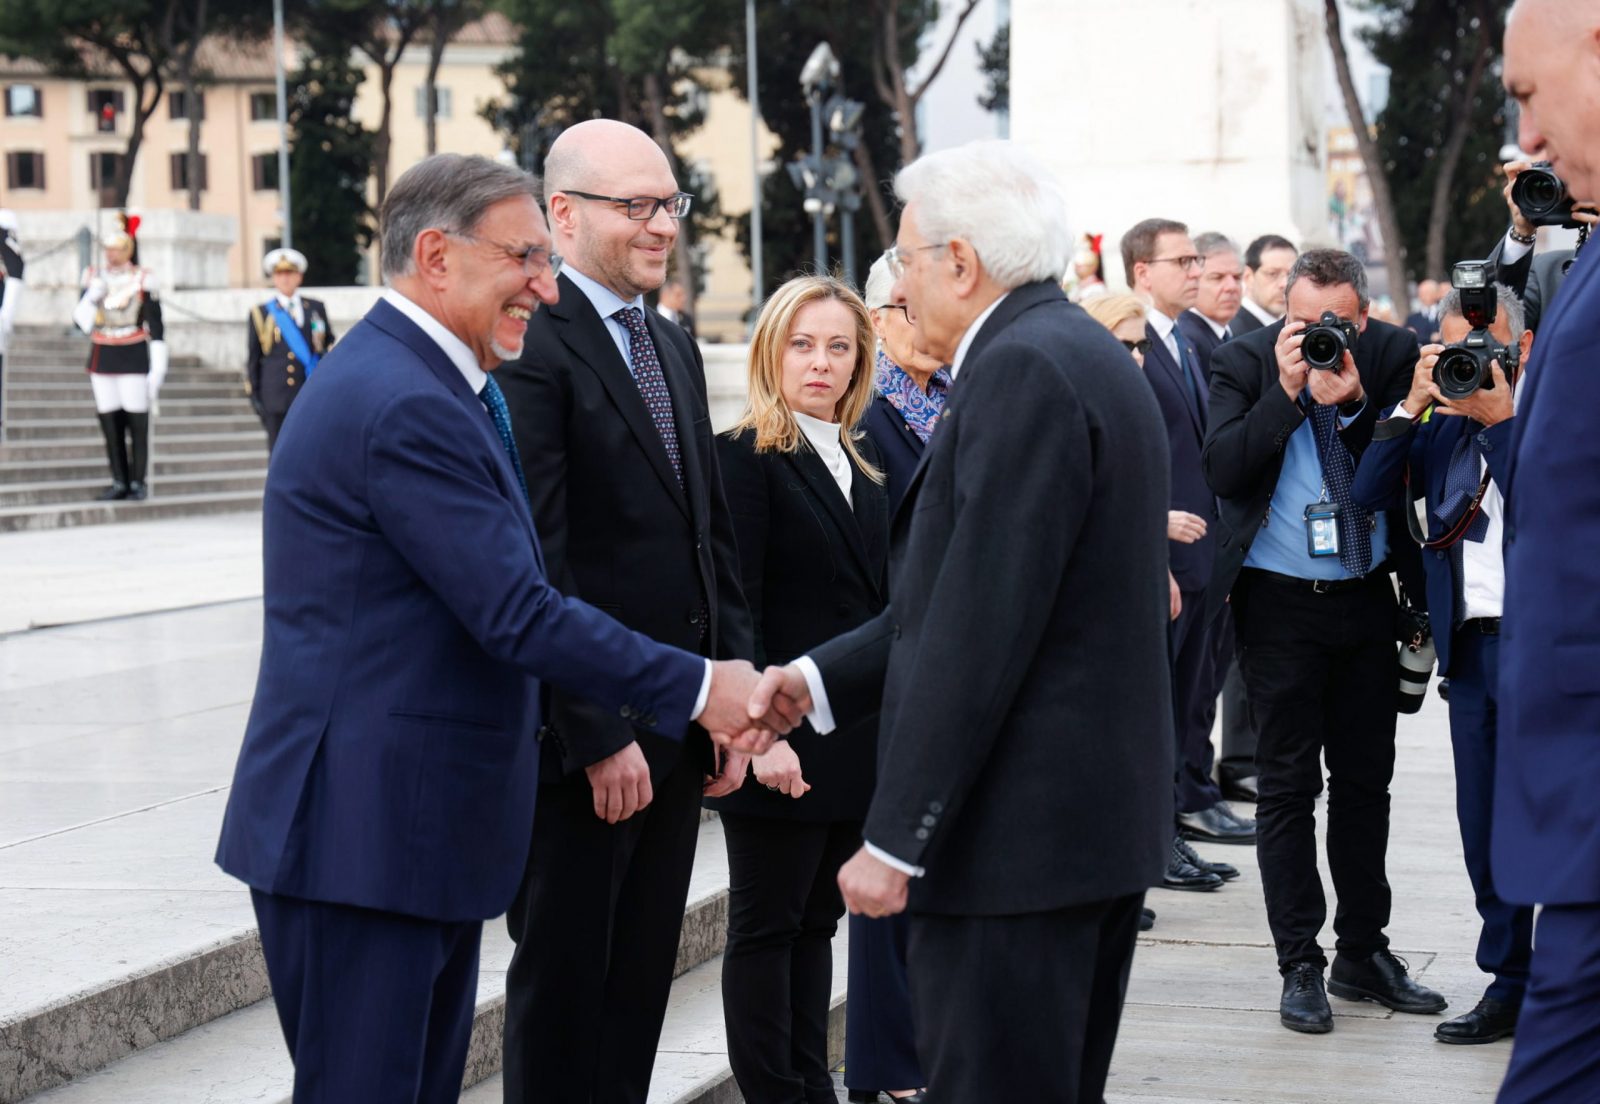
left=732, top=275, right=884, bottom=484
left=1083, top=291, right=1146, bottom=334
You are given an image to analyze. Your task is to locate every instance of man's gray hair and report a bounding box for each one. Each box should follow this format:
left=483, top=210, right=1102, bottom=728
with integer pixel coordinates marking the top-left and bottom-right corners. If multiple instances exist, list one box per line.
left=893, top=140, right=1072, bottom=289
left=1285, top=248, right=1370, bottom=312
left=863, top=252, right=895, bottom=309
left=1193, top=232, right=1239, bottom=260
left=379, top=154, right=541, bottom=280
left=1438, top=282, right=1528, bottom=343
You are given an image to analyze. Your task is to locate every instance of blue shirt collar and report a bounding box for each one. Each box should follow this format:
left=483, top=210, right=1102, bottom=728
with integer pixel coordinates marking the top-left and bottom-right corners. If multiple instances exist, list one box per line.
left=561, top=263, right=646, bottom=322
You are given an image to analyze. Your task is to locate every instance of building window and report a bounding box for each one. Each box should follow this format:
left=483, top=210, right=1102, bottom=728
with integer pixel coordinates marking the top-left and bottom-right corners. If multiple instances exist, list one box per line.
left=89, top=151, right=125, bottom=189
left=6, top=152, right=45, bottom=190
left=170, top=152, right=209, bottom=191
left=249, top=91, right=277, bottom=122
left=5, top=84, right=41, bottom=118
left=168, top=89, right=206, bottom=121
left=88, top=88, right=124, bottom=131
left=252, top=153, right=280, bottom=192
left=414, top=84, right=452, bottom=119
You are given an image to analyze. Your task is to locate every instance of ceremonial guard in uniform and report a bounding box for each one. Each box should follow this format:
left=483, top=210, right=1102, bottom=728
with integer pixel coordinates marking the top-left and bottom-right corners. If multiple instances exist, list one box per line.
left=0, top=209, right=23, bottom=442
left=246, top=248, right=334, bottom=452
left=72, top=220, right=166, bottom=501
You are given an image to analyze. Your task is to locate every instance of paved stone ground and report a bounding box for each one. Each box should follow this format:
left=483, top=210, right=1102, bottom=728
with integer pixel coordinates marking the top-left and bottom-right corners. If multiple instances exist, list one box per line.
left=0, top=516, right=1514, bottom=1101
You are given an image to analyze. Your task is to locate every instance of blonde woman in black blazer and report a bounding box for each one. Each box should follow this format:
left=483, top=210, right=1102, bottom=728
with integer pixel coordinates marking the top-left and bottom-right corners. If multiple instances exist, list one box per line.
left=708, top=275, right=889, bottom=1104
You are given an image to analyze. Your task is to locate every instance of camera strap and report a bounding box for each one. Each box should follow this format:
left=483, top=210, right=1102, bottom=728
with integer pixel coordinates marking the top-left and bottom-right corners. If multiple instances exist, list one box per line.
left=1405, top=465, right=1492, bottom=550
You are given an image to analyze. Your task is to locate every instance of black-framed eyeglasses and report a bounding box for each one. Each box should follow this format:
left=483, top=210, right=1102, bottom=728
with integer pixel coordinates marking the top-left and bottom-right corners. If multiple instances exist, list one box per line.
left=885, top=242, right=948, bottom=278
left=564, top=190, right=694, bottom=221
left=1147, top=254, right=1203, bottom=272
left=1121, top=338, right=1152, bottom=355
left=876, top=304, right=910, bottom=320
left=450, top=232, right=562, bottom=279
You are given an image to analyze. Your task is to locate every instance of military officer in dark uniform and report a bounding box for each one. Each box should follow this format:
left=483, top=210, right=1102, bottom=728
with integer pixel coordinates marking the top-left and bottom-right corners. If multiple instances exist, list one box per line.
left=246, top=248, right=335, bottom=452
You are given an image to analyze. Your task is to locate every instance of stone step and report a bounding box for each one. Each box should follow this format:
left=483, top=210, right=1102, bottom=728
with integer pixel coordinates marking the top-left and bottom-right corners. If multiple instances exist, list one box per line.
left=0, top=471, right=267, bottom=508
left=3, top=383, right=244, bottom=403
left=0, top=450, right=266, bottom=486
left=3, top=416, right=263, bottom=442
left=5, top=398, right=249, bottom=419
left=0, top=489, right=264, bottom=532
left=4, top=809, right=734, bottom=1103
left=3, top=369, right=219, bottom=386
left=0, top=431, right=267, bottom=463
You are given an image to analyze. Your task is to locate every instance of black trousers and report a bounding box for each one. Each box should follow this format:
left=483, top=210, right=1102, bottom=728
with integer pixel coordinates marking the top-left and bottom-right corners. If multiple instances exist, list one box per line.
left=908, top=894, right=1144, bottom=1104
left=502, top=750, right=705, bottom=1104
left=844, top=910, right=923, bottom=1093
left=720, top=813, right=860, bottom=1104
left=1171, top=589, right=1224, bottom=814
left=1447, top=629, right=1534, bottom=1003
left=251, top=890, right=482, bottom=1104
left=1214, top=610, right=1258, bottom=783
left=264, top=408, right=287, bottom=453
left=1234, top=568, right=1397, bottom=970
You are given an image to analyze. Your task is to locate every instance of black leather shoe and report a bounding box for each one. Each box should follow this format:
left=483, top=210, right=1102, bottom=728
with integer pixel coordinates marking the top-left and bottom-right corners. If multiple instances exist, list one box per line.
left=1160, top=836, right=1224, bottom=891
left=1178, top=803, right=1257, bottom=844
left=1220, top=773, right=1259, bottom=802
left=97, top=482, right=130, bottom=501
left=126, top=481, right=148, bottom=501
left=1435, top=997, right=1518, bottom=1044
left=1329, top=950, right=1448, bottom=1014
left=1280, top=961, right=1334, bottom=1033
left=848, top=1093, right=926, bottom=1103
left=1140, top=906, right=1156, bottom=931
left=1175, top=837, right=1239, bottom=880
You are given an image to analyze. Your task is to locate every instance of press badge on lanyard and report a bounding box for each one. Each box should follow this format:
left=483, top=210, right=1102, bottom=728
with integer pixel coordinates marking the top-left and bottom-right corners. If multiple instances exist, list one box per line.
left=1304, top=492, right=1340, bottom=558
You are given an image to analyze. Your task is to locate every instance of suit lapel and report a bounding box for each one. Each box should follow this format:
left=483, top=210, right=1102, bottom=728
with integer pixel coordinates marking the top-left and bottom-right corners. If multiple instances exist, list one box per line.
left=851, top=457, right=888, bottom=599
left=550, top=277, right=691, bottom=519
left=782, top=444, right=879, bottom=590
left=1146, top=321, right=1204, bottom=440
left=649, top=310, right=705, bottom=528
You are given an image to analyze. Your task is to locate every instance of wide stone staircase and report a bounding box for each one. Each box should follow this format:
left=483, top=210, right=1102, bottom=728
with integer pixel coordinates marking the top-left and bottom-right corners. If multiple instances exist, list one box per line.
left=0, top=326, right=267, bottom=533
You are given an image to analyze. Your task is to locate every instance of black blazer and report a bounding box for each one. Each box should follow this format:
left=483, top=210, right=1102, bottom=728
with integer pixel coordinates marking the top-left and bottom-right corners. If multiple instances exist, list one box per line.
left=1488, top=232, right=1574, bottom=333
left=495, top=273, right=754, bottom=781
left=1228, top=303, right=1267, bottom=337
left=861, top=393, right=928, bottom=511
left=1175, top=309, right=1229, bottom=379
left=1144, top=318, right=1216, bottom=593
left=706, top=427, right=889, bottom=822
left=809, top=281, right=1175, bottom=916
left=1201, top=317, right=1418, bottom=616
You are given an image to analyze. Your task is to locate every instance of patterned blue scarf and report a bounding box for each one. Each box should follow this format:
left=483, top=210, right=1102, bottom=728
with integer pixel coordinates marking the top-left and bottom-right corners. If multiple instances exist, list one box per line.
left=874, top=349, right=951, bottom=443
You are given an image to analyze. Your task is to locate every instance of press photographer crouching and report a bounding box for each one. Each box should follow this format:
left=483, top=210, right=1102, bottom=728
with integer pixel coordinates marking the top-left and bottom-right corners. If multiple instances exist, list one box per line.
left=1202, top=249, right=1446, bottom=1035
left=1351, top=273, right=1535, bottom=1046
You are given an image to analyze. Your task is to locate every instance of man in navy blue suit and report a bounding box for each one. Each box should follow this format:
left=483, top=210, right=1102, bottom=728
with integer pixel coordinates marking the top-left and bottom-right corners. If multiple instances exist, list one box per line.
left=214, top=154, right=776, bottom=1103
left=1494, top=1, right=1600, bottom=1097
left=1351, top=282, right=1535, bottom=1046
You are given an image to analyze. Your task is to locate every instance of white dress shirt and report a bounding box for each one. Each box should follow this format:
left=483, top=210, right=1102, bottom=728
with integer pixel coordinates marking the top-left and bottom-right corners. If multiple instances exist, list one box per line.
left=276, top=292, right=305, bottom=328
left=947, top=292, right=1010, bottom=380
left=380, top=287, right=715, bottom=717
left=1147, top=306, right=1183, bottom=363
left=794, top=411, right=853, bottom=500
left=1238, top=296, right=1279, bottom=328
left=1189, top=307, right=1231, bottom=341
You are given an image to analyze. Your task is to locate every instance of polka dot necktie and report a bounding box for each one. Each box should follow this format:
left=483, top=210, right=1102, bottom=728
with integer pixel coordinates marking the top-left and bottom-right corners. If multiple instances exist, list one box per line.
left=1309, top=402, right=1373, bottom=576
left=614, top=306, right=682, bottom=484
left=480, top=373, right=531, bottom=512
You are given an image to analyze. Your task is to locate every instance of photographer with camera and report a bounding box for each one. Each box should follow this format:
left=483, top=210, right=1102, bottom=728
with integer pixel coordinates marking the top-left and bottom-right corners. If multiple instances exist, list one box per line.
left=1350, top=272, right=1534, bottom=1047
left=1485, top=158, right=1599, bottom=332
left=1202, top=249, right=1440, bottom=1036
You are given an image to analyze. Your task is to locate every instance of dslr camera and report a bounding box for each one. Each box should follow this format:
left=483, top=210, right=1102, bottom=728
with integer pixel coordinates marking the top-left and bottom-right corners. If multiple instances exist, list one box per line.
left=1511, top=161, right=1579, bottom=228
left=1303, top=312, right=1360, bottom=370
left=1433, top=260, right=1519, bottom=401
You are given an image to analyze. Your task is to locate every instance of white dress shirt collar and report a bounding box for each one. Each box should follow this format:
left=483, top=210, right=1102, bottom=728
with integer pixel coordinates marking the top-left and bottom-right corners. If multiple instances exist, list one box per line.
left=381, top=287, right=486, bottom=395
left=793, top=411, right=853, bottom=500
left=949, top=292, right=1010, bottom=380
left=1240, top=296, right=1279, bottom=327
left=1189, top=307, right=1230, bottom=340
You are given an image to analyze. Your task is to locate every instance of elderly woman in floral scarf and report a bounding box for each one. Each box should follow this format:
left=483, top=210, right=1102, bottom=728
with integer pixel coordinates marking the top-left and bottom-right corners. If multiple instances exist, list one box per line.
left=858, top=252, right=952, bottom=512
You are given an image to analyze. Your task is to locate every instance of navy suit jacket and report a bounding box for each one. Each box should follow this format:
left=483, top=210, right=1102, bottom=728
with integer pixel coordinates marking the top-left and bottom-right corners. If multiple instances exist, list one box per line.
left=215, top=298, right=704, bottom=922
left=1144, top=318, right=1216, bottom=593
left=862, top=393, right=929, bottom=512
left=1175, top=310, right=1229, bottom=379
left=1350, top=407, right=1514, bottom=677
left=1495, top=243, right=1600, bottom=907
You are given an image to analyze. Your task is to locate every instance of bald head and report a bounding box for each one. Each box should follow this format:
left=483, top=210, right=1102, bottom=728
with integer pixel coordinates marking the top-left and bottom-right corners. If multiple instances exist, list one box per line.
left=1505, top=0, right=1600, bottom=202
left=543, top=118, right=682, bottom=300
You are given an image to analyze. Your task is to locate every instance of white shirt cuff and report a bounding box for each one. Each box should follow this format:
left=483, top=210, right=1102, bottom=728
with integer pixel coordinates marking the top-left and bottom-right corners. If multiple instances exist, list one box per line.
left=791, top=654, right=836, bottom=735
left=689, top=659, right=713, bottom=722
left=866, top=841, right=926, bottom=878
left=1387, top=404, right=1416, bottom=422
left=1501, top=231, right=1533, bottom=264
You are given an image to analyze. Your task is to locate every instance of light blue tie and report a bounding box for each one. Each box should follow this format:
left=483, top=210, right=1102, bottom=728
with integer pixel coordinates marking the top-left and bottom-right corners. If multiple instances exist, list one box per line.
left=480, top=374, right=531, bottom=511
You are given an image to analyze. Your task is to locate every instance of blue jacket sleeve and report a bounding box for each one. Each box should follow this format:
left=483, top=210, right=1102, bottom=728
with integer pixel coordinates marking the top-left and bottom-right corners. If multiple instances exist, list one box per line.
left=1351, top=409, right=1417, bottom=512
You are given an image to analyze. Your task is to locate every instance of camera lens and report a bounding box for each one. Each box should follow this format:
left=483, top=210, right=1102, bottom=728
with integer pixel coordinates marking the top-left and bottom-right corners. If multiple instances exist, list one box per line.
left=1435, top=349, right=1484, bottom=400
left=1304, top=331, right=1339, bottom=370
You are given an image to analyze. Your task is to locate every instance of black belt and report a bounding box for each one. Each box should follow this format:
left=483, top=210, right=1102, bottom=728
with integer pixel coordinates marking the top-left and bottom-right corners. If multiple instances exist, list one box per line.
left=1460, top=617, right=1501, bottom=635
left=1242, top=567, right=1383, bottom=595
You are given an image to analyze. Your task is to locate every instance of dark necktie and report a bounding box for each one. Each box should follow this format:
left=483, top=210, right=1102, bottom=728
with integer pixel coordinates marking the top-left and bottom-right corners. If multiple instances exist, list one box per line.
left=1309, top=403, right=1373, bottom=576
left=1171, top=329, right=1203, bottom=416
left=480, top=373, right=531, bottom=511
left=1436, top=423, right=1491, bottom=620
left=614, top=306, right=682, bottom=483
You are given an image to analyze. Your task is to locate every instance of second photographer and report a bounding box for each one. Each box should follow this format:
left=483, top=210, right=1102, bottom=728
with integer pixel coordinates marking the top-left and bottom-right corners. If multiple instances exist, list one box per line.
left=1350, top=273, right=1535, bottom=1047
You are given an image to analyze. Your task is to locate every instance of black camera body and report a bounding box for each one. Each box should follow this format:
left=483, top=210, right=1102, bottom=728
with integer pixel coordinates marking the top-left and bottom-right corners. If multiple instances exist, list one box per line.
left=1511, top=161, right=1579, bottom=228
left=1433, top=260, right=1519, bottom=401
left=1303, top=311, right=1360, bottom=371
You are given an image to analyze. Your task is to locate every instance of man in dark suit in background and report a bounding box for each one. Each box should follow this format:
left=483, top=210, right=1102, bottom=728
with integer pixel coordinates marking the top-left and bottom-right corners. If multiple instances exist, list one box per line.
left=1404, top=279, right=1444, bottom=343
left=656, top=278, right=696, bottom=340
left=1231, top=234, right=1297, bottom=338
left=751, top=140, right=1175, bottom=1104
left=1126, top=217, right=1254, bottom=895
left=1178, top=232, right=1244, bottom=375
left=1493, top=3, right=1600, bottom=1096
left=494, top=119, right=755, bottom=1104
left=214, top=154, right=771, bottom=1101
left=1203, top=248, right=1444, bottom=1035
left=246, top=248, right=336, bottom=453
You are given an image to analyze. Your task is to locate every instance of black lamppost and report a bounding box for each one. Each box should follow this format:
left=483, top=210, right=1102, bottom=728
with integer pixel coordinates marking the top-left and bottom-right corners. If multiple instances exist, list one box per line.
left=789, top=43, right=868, bottom=284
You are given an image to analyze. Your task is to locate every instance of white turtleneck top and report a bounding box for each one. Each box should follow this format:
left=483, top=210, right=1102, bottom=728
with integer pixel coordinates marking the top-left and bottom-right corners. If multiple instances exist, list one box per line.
left=793, top=410, right=852, bottom=502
